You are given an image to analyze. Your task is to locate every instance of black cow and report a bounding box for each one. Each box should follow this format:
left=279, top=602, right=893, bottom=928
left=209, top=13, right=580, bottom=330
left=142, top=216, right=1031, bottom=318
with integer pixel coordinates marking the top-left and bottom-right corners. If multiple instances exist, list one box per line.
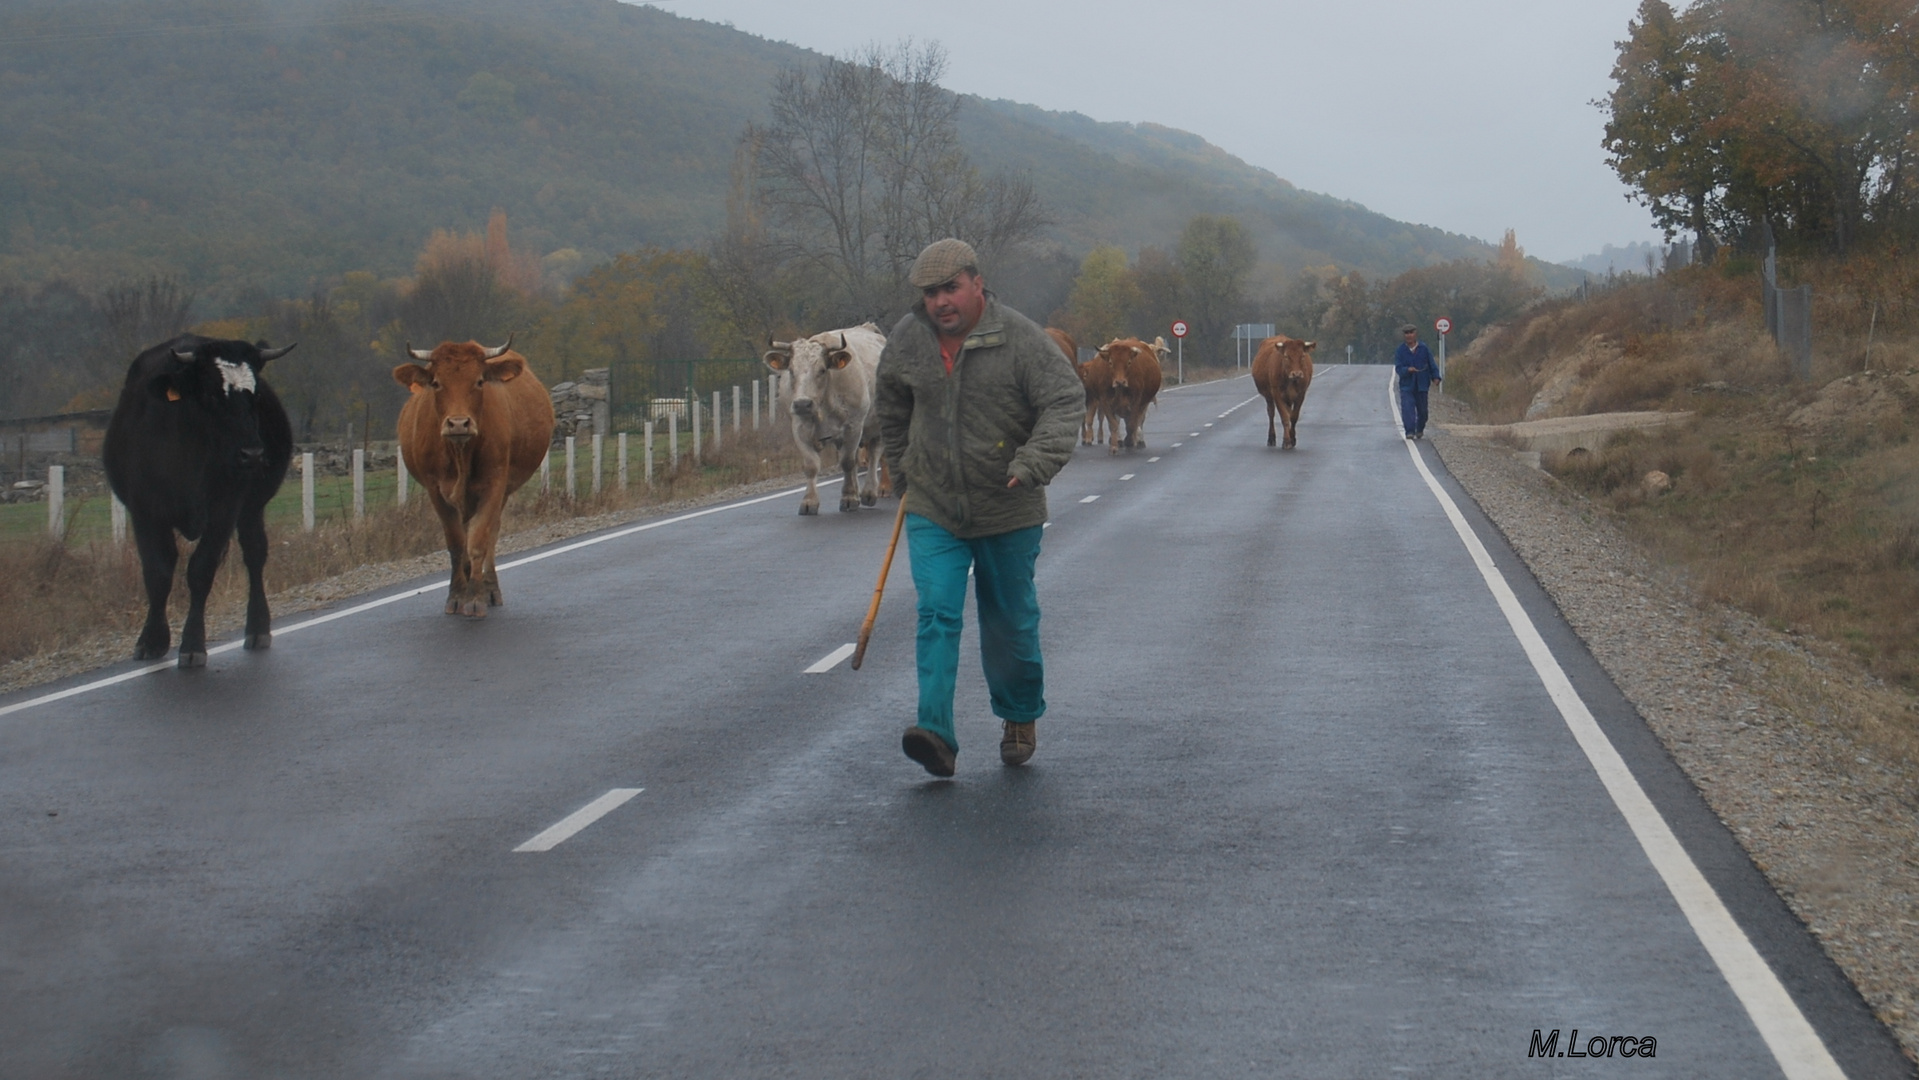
left=104, top=335, right=296, bottom=668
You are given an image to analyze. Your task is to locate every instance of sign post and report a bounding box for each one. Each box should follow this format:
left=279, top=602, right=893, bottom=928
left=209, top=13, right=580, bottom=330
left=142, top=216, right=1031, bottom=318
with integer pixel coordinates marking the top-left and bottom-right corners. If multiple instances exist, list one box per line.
left=1434, top=316, right=1453, bottom=388
left=1171, top=320, right=1189, bottom=384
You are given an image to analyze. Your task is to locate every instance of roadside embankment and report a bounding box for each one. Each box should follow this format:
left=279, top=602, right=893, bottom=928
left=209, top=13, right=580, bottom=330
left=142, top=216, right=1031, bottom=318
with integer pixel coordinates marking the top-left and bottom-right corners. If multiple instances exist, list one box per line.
left=1430, top=393, right=1918, bottom=1060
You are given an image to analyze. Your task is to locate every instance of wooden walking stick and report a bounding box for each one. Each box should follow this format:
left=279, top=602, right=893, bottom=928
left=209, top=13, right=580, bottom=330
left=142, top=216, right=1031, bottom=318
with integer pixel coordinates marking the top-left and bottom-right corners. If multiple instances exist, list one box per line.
left=851, top=497, right=909, bottom=670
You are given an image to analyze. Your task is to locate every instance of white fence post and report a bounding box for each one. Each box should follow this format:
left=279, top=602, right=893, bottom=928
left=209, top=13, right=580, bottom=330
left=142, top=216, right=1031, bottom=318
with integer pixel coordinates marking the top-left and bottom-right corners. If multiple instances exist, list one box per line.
left=46, top=465, right=63, bottom=539
left=110, top=492, right=127, bottom=544
left=592, top=433, right=603, bottom=495
left=302, top=452, right=315, bottom=531
left=770, top=373, right=780, bottom=418
left=618, top=431, right=629, bottom=491
left=396, top=450, right=407, bottom=506
left=692, top=399, right=703, bottom=463
left=540, top=446, right=550, bottom=492
left=352, top=449, right=365, bottom=521
left=733, top=385, right=741, bottom=435
left=645, top=421, right=655, bottom=486
left=565, top=435, right=577, bottom=499
left=712, top=391, right=722, bottom=454
left=668, top=412, right=678, bottom=471
left=752, top=378, right=761, bottom=430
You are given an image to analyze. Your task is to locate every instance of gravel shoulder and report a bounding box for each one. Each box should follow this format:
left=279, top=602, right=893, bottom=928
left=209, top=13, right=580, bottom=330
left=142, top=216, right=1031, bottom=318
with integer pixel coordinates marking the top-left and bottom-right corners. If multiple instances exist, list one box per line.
left=1428, top=395, right=1919, bottom=1062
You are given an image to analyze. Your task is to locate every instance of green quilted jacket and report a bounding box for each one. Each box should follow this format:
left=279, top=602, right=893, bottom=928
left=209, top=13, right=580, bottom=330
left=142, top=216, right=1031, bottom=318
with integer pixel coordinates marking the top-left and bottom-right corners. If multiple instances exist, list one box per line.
left=877, top=296, right=1083, bottom=538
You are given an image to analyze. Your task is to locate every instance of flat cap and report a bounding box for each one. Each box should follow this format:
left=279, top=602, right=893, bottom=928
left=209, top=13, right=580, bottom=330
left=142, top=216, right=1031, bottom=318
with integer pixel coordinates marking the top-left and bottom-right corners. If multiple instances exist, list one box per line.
left=909, top=238, right=979, bottom=288
left=1399, top=323, right=1418, bottom=334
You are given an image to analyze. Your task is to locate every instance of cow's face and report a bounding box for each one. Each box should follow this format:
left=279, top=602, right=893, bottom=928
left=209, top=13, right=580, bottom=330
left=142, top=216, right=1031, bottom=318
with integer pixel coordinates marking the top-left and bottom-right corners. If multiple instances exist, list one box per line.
left=393, top=339, right=523, bottom=443
left=153, top=339, right=295, bottom=474
left=1102, top=340, right=1146, bottom=393
left=1272, top=337, right=1318, bottom=378
left=764, top=334, right=853, bottom=420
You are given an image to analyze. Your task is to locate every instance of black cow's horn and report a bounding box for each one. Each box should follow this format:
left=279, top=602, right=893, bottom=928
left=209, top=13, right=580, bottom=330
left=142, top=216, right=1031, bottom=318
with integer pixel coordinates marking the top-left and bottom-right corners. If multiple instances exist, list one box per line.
left=838, top=333, right=847, bottom=351
left=257, top=342, right=297, bottom=361
left=481, top=333, right=515, bottom=360
left=406, top=342, right=433, bottom=361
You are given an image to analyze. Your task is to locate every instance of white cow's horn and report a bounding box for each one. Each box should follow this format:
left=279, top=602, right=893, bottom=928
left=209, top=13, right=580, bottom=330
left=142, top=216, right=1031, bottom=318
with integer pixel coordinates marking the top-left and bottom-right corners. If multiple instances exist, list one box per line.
left=406, top=342, right=434, bottom=362
left=481, top=333, right=515, bottom=360
left=173, top=349, right=196, bottom=362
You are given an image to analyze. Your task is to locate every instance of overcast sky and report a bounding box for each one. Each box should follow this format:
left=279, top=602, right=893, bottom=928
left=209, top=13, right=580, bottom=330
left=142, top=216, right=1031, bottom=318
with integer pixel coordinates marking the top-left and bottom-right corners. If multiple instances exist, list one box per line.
left=633, top=0, right=1661, bottom=265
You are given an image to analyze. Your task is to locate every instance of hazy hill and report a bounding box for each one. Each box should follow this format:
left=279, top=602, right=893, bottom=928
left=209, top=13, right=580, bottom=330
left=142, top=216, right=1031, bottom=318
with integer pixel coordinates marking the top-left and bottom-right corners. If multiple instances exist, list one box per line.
left=0, top=0, right=1556, bottom=310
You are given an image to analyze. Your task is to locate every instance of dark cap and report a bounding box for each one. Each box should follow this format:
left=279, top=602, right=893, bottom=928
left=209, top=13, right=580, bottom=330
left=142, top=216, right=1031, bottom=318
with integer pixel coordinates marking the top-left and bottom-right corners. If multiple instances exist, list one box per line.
left=909, top=238, right=979, bottom=288
left=1400, top=324, right=1418, bottom=334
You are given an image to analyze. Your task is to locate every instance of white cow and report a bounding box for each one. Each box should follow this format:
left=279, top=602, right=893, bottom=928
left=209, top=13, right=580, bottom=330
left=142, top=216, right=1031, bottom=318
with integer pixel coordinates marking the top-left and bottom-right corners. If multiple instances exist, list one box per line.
left=764, top=323, right=888, bottom=515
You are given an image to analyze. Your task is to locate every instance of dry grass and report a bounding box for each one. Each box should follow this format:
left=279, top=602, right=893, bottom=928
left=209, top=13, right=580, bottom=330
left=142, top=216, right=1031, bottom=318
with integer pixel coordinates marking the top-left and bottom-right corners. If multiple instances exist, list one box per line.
left=0, top=428, right=808, bottom=676
left=1453, top=260, right=1919, bottom=769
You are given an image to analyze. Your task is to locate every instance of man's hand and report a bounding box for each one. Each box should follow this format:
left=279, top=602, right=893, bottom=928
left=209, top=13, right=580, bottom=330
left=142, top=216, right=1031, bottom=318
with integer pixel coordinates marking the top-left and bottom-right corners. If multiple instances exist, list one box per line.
left=1006, top=476, right=1020, bottom=488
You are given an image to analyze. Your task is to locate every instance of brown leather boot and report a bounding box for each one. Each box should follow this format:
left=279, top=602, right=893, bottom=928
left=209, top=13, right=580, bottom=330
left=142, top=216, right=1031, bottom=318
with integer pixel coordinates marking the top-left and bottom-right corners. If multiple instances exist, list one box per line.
left=902, top=726, right=956, bottom=778
left=999, top=721, right=1036, bottom=766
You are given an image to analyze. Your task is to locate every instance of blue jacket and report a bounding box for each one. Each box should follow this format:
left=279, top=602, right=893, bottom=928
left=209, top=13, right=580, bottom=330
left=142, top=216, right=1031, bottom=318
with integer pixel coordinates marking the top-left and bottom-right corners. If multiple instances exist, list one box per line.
left=1394, top=341, right=1440, bottom=392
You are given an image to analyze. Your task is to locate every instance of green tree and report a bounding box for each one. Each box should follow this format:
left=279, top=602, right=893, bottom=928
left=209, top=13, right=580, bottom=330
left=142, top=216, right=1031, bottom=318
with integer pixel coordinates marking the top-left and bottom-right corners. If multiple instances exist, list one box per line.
left=1177, top=215, right=1257, bottom=360
left=1058, top=246, right=1141, bottom=345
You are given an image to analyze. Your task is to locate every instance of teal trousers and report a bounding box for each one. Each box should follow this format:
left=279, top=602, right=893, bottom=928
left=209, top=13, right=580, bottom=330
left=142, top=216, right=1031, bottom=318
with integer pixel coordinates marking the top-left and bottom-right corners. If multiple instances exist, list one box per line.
left=905, top=514, right=1046, bottom=751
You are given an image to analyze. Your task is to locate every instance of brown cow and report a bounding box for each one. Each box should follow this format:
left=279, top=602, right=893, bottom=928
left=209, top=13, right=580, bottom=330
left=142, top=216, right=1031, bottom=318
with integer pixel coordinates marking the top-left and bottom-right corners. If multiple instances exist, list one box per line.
left=1098, top=336, right=1165, bottom=453
left=1252, top=334, right=1316, bottom=449
left=393, top=337, right=555, bottom=617
left=1046, top=327, right=1105, bottom=445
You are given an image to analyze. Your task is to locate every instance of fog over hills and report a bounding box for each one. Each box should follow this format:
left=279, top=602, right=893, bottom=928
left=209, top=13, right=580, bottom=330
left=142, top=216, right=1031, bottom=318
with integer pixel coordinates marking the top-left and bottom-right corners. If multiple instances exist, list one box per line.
left=0, top=0, right=1562, bottom=310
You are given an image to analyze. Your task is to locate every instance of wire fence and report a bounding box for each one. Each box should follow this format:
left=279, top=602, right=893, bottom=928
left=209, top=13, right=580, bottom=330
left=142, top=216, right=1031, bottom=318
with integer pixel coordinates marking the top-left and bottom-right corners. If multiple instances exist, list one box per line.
left=605, top=358, right=768, bottom=431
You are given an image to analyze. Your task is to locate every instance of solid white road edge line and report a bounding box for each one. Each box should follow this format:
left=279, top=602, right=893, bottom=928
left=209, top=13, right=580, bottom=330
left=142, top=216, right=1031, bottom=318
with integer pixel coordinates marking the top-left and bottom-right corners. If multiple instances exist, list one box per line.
left=1395, top=378, right=1844, bottom=1080
left=0, top=480, right=835, bottom=720
left=805, top=643, right=857, bottom=674
left=513, top=787, right=644, bottom=852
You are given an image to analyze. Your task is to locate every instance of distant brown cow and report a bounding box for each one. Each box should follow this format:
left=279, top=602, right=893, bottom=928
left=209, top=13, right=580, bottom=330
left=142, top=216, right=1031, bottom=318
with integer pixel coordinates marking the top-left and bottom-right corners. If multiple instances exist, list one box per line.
left=393, top=337, right=555, bottom=617
left=1098, top=336, right=1165, bottom=453
left=1075, top=349, right=1112, bottom=446
left=1252, top=335, right=1316, bottom=449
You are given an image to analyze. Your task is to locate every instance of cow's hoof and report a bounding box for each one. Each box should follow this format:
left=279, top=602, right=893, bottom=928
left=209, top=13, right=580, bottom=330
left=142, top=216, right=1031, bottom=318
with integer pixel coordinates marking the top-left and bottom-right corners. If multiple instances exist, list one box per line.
left=839, top=497, right=859, bottom=513
left=133, top=641, right=169, bottom=661
left=244, top=633, right=271, bottom=651
left=860, top=491, right=877, bottom=507
left=799, top=503, right=818, bottom=516
left=487, top=592, right=504, bottom=607
left=177, top=650, right=207, bottom=670
left=445, top=597, right=463, bottom=615
left=460, top=598, right=488, bottom=618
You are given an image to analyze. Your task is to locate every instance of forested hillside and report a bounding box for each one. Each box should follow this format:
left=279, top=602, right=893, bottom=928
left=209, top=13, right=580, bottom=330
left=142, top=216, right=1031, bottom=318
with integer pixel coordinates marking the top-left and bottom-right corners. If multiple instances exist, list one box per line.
left=0, top=0, right=1525, bottom=312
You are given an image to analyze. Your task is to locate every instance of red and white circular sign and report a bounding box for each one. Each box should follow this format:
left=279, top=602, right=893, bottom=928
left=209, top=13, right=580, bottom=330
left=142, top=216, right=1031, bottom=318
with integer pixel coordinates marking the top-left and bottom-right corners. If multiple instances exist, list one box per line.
left=1171, top=320, right=1189, bottom=339
left=1434, top=317, right=1453, bottom=335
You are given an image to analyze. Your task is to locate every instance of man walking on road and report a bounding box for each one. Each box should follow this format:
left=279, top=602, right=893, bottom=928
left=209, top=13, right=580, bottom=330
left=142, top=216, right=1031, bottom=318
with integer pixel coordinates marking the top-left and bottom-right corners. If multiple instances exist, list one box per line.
left=1394, top=323, right=1441, bottom=439
left=877, top=239, right=1084, bottom=777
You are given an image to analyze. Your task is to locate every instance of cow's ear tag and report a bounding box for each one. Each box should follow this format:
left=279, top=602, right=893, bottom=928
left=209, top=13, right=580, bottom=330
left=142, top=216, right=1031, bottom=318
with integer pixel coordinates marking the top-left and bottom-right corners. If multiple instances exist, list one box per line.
left=166, top=388, right=182, bottom=402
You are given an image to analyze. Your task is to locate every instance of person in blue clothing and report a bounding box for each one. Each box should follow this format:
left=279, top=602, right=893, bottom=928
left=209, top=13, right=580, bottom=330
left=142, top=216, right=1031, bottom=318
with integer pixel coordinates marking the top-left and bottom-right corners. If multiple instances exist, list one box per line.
left=1393, top=324, right=1442, bottom=439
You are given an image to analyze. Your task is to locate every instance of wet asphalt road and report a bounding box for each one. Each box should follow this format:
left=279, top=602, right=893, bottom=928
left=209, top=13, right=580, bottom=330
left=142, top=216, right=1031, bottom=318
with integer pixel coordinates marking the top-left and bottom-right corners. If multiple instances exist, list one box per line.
left=0, top=367, right=1909, bottom=1079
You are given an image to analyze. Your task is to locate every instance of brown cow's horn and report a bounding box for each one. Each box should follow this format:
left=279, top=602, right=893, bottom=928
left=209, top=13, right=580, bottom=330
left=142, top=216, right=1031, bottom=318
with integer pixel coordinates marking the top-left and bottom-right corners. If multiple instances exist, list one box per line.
left=257, top=342, right=297, bottom=361
left=481, top=333, right=515, bottom=360
left=406, top=342, right=433, bottom=362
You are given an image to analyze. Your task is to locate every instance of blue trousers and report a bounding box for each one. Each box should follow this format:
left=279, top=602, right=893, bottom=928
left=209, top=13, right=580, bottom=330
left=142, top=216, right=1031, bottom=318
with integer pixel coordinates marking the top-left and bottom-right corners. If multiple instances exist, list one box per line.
left=905, top=514, right=1046, bottom=751
left=1399, top=384, right=1430, bottom=435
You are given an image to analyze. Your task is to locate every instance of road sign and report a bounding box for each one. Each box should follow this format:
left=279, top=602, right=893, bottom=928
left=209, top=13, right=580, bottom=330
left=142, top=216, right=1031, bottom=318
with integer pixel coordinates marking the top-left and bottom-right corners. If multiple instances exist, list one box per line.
left=1435, top=317, right=1453, bottom=335
left=1171, top=320, right=1189, bottom=339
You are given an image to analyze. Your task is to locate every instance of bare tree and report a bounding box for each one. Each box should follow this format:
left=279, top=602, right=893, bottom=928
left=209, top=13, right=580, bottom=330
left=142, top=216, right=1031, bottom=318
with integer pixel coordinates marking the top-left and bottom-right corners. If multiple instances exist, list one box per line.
left=98, top=276, right=195, bottom=358
left=746, top=40, right=1048, bottom=324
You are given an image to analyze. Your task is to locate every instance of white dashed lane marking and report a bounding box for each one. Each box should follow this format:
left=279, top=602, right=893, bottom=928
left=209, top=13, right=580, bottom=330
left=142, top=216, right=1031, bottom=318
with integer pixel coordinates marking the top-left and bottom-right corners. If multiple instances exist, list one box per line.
left=1079, top=495, right=1100, bottom=503
left=1148, top=457, right=1161, bottom=463
left=804, top=643, right=856, bottom=673
left=1171, top=443, right=1183, bottom=448
left=514, top=788, right=644, bottom=852
left=1204, top=423, right=1214, bottom=428
left=1120, top=474, right=1135, bottom=481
